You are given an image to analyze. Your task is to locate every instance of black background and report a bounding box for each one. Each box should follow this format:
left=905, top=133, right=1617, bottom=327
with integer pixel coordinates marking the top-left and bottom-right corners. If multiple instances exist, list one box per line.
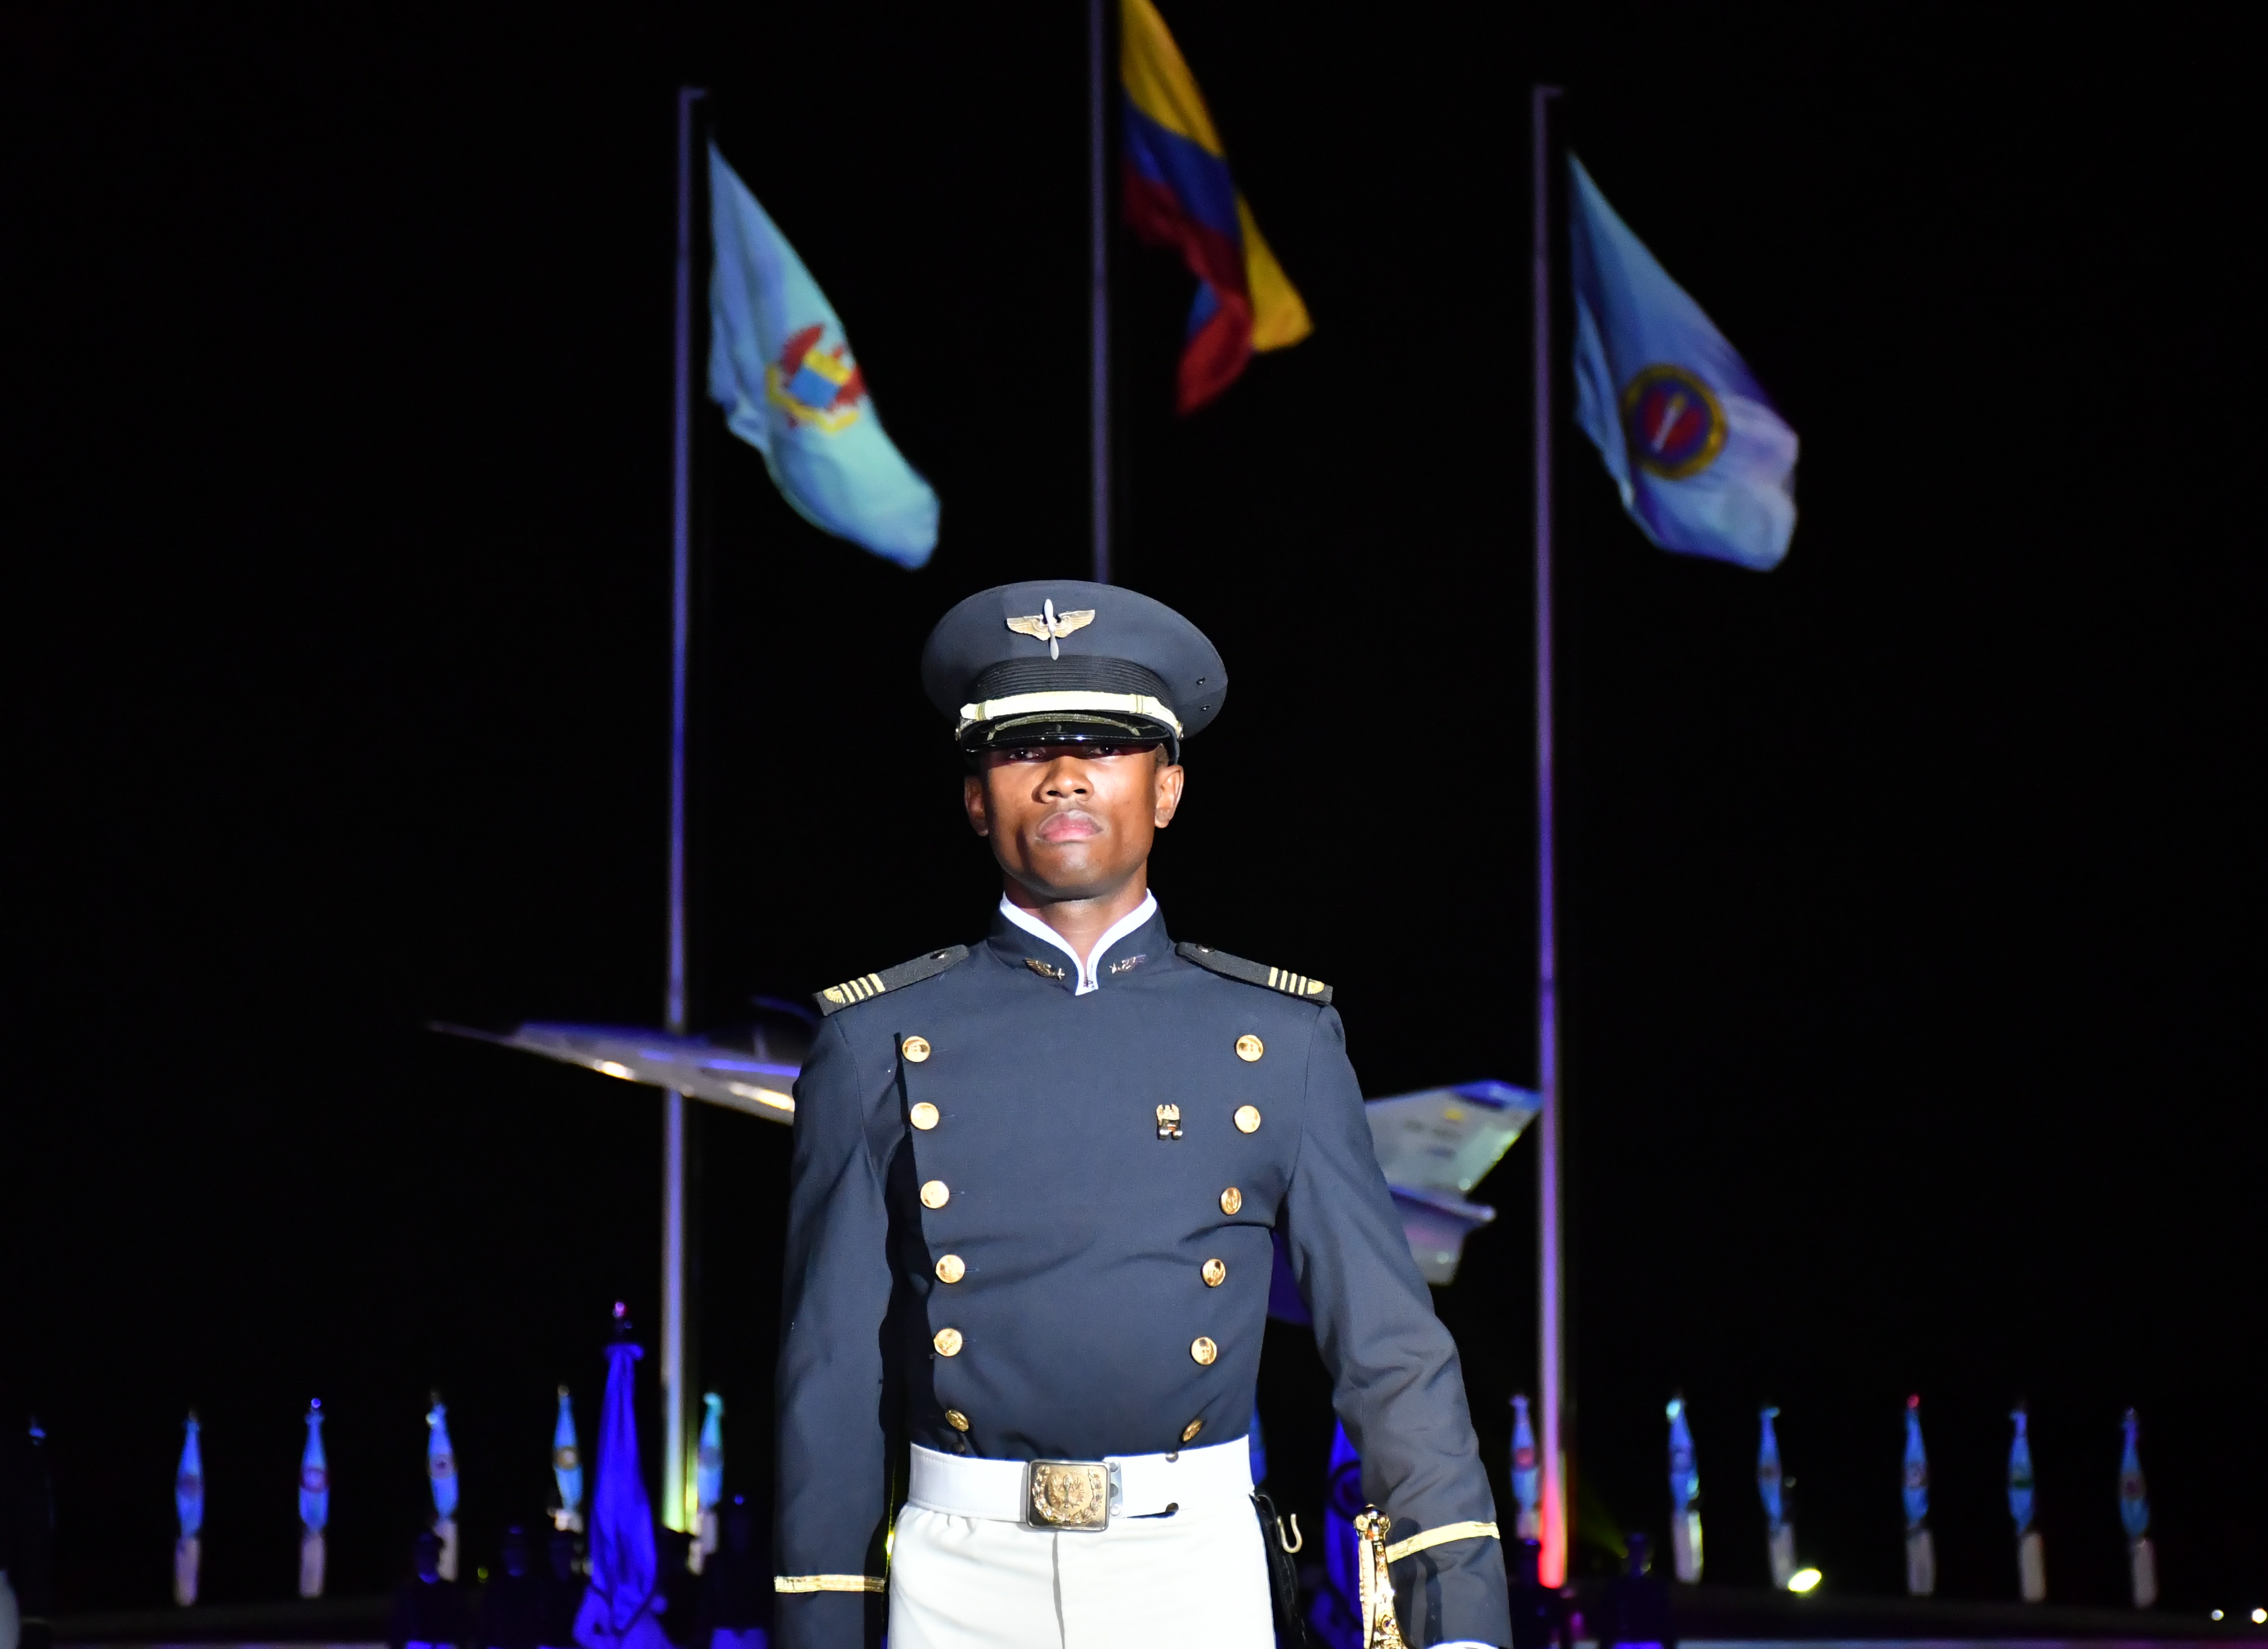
left=5, top=0, right=2260, bottom=1622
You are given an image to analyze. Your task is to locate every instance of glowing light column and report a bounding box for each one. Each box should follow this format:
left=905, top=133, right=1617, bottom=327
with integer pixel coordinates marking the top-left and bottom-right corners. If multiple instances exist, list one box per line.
left=1530, top=78, right=1568, bottom=1590
left=662, top=81, right=708, bottom=1537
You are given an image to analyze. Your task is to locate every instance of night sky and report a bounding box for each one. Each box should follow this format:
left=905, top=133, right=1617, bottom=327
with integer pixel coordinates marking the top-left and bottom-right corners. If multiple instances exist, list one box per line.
left=5, top=0, right=2260, bottom=1623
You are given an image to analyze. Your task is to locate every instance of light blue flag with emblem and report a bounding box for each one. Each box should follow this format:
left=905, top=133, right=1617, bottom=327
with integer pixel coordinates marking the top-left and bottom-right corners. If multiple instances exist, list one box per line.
left=1668, top=1396, right=1698, bottom=1516
left=2007, top=1404, right=2036, bottom=1536
left=707, top=144, right=939, bottom=568
left=427, top=1399, right=459, bottom=1522
left=1756, top=1405, right=1785, bottom=1530
left=695, top=1394, right=724, bottom=1523
left=300, top=1402, right=329, bottom=1532
left=553, top=1386, right=585, bottom=1531
left=176, top=1414, right=204, bottom=1540
left=1903, top=1398, right=1930, bottom=1531
left=1568, top=155, right=1798, bottom=571
left=1509, top=1393, right=1540, bottom=1539
left=2119, top=1409, right=2150, bottom=1540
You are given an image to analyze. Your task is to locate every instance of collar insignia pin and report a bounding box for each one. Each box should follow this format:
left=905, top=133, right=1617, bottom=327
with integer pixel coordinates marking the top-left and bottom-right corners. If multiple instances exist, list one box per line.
left=1005, top=598, right=1096, bottom=660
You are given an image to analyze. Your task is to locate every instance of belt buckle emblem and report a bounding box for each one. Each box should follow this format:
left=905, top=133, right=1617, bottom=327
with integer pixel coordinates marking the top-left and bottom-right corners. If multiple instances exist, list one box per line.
left=1025, top=1459, right=1118, bottom=1531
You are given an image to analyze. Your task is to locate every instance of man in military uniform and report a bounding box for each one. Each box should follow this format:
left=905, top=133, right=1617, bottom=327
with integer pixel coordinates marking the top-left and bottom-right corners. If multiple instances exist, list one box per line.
left=776, top=581, right=1508, bottom=1649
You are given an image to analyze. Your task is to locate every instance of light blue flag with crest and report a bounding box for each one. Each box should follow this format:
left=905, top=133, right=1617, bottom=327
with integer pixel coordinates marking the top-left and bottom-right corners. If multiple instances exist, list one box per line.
left=695, top=1393, right=724, bottom=1523
left=708, top=144, right=940, bottom=568
left=1903, top=1398, right=1930, bottom=1531
left=1667, top=1396, right=1698, bottom=1518
left=2119, top=1410, right=2150, bottom=1540
left=2007, top=1404, right=2036, bottom=1536
left=176, top=1414, right=204, bottom=1539
left=427, top=1398, right=459, bottom=1522
left=1756, top=1405, right=1785, bottom=1530
left=300, top=1402, right=329, bottom=1532
left=1509, top=1394, right=1539, bottom=1527
left=554, top=1386, right=585, bottom=1531
left=1568, top=155, right=1798, bottom=571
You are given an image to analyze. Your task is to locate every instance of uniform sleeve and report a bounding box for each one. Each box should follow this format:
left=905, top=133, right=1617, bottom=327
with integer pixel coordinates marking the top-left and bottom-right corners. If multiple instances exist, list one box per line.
left=773, top=1015, right=894, bottom=1649
left=1284, top=1007, right=1510, bottom=1649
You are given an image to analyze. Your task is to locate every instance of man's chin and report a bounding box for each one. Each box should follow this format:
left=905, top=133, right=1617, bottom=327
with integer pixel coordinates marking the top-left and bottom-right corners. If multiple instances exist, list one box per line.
left=1007, top=849, right=1127, bottom=902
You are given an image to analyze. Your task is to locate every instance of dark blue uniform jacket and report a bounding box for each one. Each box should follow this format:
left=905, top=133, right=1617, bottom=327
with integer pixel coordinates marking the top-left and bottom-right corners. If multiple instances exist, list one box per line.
left=776, top=905, right=1509, bottom=1648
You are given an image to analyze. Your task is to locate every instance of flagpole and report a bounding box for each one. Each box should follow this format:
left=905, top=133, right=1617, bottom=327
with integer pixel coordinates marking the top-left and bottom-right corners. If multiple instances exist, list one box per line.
left=1530, top=79, right=1568, bottom=1592
left=662, top=80, right=706, bottom=1538
left=1087, top=0, right=1112, bottom=584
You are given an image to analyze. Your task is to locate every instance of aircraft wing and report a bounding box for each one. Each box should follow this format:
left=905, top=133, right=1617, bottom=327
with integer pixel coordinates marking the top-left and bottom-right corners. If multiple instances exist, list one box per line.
left=432, top=1022, right=798, bottom=1120
left=1366, top=1080, right=1541, bottom=1283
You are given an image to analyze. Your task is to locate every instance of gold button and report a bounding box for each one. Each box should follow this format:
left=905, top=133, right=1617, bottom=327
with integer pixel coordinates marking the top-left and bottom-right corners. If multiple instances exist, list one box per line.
left=1234, top=1105, right=1262, bottom=1133
left=1234, top=1034, right=1264, bottom=1062
left=1190, top=1336, right=1218, bottom=1366
left=902, top=1035, right=932, bottom=1063
left=1202, top=1258, right=1226, bottom=1287
left=1181, top=1419, right=1204, bottom=1444
left=921, top=1180, right=950, bottom=1209
left=910, top=1102, right=940, bottom=1130
left=933, top=1327, right=963, bottom=1357
left=1219, top=1186, right=1243, bottom=1216
left=945, top=1409, right=970, bottom=1432
left=935, top=1253, right=966, bottom=1284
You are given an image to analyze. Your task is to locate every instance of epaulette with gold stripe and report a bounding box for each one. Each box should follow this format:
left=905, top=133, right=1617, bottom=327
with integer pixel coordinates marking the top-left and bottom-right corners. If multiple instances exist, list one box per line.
left=1174, top=942, right=1332, bottom=1005
left=814, top=944, right=971, bottom=1016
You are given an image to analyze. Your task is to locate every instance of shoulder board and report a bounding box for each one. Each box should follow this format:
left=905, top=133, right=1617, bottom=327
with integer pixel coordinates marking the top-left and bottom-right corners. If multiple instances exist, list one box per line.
left=1174, top=942, right=1333, bottom=1005
left=814, top=945, right=971, bottom=1016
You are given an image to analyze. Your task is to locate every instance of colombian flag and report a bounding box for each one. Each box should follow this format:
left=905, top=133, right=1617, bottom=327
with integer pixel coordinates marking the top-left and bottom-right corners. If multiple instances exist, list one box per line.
left=1120, top=0, right=1312, bottom=412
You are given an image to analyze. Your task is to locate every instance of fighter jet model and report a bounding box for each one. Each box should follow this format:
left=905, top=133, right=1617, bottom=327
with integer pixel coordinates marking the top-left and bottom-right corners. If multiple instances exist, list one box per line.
left=432, top=1020, right=802, bottom=1120
left=1364, top=1079, right=1541, bottom=1284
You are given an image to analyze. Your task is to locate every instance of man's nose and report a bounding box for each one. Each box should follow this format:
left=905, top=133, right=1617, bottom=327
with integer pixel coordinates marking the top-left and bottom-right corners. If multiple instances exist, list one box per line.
left=1040, top=757, right=1091, bottom=798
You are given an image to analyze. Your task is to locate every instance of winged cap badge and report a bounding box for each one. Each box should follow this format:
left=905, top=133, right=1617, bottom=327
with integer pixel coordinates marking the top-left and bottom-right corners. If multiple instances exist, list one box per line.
left=1005, top=598, right=1096, bottom=660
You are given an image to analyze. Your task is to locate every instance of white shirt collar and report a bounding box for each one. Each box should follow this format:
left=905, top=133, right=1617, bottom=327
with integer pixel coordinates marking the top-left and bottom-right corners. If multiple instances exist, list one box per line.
left=997, top=891, right=1159, bottom=995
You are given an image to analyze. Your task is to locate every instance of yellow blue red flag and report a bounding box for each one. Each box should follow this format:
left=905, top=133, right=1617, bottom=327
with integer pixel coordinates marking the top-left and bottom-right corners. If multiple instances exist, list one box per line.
left=1119, top=0, right=1312, bottom=411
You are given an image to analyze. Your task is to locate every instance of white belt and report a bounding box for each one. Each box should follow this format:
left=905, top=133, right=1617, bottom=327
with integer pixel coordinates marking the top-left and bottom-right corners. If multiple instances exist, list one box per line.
left=908, top=1437, right=1252, bottom=1529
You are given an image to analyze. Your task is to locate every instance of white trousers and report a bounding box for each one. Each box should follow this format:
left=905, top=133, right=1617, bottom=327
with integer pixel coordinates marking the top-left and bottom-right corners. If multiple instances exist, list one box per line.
left=887, top=1447, right=1274, bottom=1649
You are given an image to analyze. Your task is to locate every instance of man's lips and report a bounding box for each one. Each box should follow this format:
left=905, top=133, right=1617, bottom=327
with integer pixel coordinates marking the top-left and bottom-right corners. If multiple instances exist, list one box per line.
left=1036, top=811, right=1103, bottom=842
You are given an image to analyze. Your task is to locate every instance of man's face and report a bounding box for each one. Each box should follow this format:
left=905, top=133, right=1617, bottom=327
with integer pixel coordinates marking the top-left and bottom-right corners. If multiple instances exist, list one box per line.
left=963, top=741, right=1185, bottom=902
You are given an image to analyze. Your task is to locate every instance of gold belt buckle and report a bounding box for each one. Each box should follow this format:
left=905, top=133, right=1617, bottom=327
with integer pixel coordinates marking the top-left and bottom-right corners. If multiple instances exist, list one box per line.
left=1025, top=1459, right=1120, bottom=1531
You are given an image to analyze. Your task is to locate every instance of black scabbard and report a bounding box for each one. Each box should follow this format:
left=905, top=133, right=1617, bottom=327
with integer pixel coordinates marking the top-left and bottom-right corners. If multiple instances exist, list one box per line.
left=1250, top=1490, right=1311, bottom=1648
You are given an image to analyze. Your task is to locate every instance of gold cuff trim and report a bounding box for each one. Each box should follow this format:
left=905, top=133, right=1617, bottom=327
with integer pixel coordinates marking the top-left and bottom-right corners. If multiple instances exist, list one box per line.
left=956, top=690, right=1183, bottom=739
left=1384, top=1520, right=1500, bottom=1563
left=773, top=1574, right=886, bottom=1594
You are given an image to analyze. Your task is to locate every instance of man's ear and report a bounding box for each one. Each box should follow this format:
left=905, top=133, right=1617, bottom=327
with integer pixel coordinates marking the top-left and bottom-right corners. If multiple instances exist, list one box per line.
left=963, top=772, right=991, bottom=837
left=1152, top=760, right=1185, bottom=828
